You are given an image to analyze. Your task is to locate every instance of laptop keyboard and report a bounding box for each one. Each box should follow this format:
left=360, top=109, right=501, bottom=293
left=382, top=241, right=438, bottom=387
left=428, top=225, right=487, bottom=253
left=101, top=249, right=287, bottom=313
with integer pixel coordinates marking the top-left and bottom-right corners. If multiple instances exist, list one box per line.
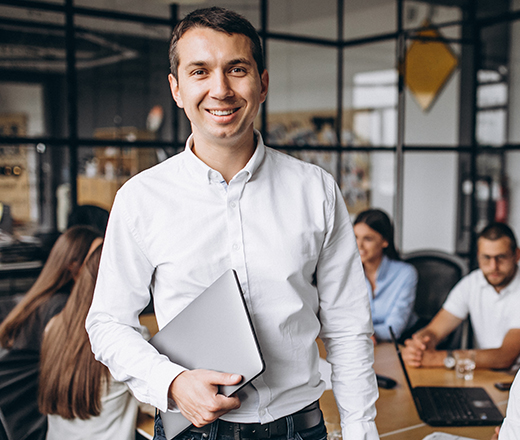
left=428, top=388, right=477, bottom=421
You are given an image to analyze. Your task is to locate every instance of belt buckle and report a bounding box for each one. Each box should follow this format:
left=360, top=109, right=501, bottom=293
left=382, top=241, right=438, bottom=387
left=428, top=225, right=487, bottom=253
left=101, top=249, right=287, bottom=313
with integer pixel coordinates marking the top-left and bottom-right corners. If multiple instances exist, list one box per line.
left=240, top=422, right=271, bottom=439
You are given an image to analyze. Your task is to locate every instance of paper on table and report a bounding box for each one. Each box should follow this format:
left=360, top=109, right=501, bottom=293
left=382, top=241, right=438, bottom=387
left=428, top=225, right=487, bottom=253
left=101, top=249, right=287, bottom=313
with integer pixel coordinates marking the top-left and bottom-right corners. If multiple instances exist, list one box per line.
left=422, top=433, right=477, bottom=440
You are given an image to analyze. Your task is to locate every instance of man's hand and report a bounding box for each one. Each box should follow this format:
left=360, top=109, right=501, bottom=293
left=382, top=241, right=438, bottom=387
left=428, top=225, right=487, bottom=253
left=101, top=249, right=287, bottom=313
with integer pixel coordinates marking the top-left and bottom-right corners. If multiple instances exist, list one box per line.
left=491, top=425, right=500, bottom=440
left=169, top=369, right=242, bottom=427
left=402, top=333, right=431, bottom=367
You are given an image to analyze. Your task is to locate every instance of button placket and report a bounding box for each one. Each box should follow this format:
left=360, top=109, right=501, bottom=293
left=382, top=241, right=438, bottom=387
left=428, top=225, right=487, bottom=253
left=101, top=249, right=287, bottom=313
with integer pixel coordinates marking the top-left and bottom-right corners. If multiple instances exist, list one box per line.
left=226, top=179, right=247, bottom=274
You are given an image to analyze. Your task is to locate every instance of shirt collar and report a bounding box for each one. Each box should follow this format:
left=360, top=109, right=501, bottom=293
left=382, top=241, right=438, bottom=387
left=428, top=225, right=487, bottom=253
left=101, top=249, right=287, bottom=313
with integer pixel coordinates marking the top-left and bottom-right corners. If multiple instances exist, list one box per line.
left=183, top=129, right=266, bottom=185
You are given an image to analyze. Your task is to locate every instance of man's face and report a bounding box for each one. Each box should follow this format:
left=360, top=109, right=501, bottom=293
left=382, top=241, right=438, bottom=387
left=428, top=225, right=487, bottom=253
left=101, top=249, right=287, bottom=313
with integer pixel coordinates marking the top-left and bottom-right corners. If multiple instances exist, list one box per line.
left=477, top=237, right=520, bottom=292
left=168, top=27, right=268, bottom=150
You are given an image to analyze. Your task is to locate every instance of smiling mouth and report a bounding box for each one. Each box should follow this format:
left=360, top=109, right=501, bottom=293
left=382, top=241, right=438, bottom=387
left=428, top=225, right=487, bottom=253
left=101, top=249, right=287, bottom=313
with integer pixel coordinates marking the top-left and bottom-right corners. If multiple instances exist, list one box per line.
left=207, top=108, right=238, bottom=116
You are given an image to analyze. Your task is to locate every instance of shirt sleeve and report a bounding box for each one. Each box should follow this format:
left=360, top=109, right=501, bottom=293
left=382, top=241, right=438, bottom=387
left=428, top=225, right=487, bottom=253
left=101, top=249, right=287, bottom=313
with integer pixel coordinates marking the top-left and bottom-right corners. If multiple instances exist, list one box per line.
left=373, top=264, right=418, bottom=341
left=441, top=274, right=472, bottom=320
left=86, top=190, right=185, bottom=412
left=499, top=371, right=520, bottom=440
left=316, top=180, right=379, bottom=440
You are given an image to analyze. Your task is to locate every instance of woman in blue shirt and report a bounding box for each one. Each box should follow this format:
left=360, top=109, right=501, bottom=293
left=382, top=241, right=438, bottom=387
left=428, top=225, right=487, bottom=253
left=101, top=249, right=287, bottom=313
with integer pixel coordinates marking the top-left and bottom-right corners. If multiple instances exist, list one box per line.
left=354, top=209, right=418, bottom=343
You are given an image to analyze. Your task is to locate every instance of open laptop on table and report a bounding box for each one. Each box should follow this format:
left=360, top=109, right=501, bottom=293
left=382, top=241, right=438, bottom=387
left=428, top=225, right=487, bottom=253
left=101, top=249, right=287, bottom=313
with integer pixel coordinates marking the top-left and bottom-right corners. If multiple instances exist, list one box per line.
left=389, top=327, right=504, bottom=426
left=149, top=270, right=265, bottom=440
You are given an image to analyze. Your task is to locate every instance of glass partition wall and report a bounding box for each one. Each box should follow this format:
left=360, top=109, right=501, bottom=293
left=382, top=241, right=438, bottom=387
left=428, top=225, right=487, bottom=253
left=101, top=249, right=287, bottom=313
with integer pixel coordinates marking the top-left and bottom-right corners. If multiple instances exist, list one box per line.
left=1, top=0, right=520, bottom=265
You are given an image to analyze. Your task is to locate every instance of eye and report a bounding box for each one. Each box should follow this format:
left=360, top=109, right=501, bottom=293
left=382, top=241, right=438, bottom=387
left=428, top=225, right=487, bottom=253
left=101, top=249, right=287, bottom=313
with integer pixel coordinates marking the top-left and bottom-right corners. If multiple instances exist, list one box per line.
left=190, top=69, right=207, bottom=77
left=230, top=67, right=247, bottom=75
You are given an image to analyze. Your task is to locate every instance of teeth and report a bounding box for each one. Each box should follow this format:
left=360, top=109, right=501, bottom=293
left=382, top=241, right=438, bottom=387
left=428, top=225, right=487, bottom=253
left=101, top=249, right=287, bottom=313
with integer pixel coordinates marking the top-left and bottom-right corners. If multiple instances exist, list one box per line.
left=209, top=109, right=235, bottom=116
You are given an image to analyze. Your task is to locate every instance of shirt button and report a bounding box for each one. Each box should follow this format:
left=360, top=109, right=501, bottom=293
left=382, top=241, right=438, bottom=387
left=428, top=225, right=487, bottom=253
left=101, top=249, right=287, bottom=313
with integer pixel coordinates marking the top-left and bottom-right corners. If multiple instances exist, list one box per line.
left=259, top=408, right=266, bottom=416
left=232, top=244, right=240, bottom=251
left=230, top=201, right=236, bottom=208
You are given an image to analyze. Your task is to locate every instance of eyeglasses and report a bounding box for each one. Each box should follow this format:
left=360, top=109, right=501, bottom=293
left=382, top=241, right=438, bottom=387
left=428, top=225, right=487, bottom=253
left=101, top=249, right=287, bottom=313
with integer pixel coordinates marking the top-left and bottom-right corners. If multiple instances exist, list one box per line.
left=478, top=253, right=515, bottom=265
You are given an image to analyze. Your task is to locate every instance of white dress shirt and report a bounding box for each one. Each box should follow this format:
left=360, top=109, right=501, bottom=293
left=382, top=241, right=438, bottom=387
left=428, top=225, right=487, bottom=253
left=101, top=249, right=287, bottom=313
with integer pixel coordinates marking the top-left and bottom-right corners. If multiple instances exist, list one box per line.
left=86, top=131, right=379, bottom=439
left=46, top=378, right=138, bottom=440
left=499, top=370, right=520, bottom=440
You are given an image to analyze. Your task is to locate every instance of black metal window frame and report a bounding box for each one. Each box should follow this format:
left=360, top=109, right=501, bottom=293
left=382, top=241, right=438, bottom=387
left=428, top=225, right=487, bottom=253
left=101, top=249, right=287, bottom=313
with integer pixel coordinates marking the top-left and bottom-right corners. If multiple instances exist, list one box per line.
left=1, top=0, right=520, bottom=244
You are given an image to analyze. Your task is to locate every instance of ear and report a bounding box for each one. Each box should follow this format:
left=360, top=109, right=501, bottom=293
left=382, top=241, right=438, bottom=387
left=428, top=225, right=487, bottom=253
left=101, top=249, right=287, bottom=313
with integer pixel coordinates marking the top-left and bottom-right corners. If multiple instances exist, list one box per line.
left=515, top=247, right=520, bottom=264
left=259, top=69, right=269, bottom=104
left=168, top=73, right=184, bottom=108
left=382, top=240, right=389, bottom=249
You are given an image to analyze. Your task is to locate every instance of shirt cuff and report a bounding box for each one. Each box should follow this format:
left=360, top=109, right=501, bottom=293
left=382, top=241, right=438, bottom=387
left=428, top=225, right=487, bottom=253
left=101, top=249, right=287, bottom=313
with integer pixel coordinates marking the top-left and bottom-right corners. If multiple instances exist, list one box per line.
left=149, top=358, right=187, bottom=412
left=341, top=421, right=379, bottom=440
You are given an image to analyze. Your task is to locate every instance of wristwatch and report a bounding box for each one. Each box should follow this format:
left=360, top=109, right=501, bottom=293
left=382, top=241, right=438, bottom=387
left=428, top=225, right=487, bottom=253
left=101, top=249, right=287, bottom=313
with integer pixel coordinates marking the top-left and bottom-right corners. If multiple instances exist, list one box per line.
left=444, top=350, right=456, bottom=369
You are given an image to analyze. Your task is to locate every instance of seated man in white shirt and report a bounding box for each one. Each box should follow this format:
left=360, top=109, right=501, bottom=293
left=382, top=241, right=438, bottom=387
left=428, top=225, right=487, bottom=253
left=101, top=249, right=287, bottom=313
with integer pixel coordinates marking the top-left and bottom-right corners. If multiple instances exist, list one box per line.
left=402, top=222, right=520, bottom=371
left=86, top=6, right=379, bottom=440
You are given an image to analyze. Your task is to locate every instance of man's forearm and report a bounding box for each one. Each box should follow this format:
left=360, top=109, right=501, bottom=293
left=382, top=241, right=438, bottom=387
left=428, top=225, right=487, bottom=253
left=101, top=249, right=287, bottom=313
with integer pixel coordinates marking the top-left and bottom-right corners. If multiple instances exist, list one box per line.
left=423, top=348, right=518, bottom=370
left=475, top=349, right=518, bottom=370
left=413, top=328, right=441, bottom=350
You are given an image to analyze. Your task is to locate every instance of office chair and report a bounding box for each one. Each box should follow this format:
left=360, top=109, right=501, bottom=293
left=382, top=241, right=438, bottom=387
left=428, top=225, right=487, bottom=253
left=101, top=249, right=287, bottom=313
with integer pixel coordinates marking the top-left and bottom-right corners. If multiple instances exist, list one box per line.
left=402, top=249, right=471, bottom=349
left=0, top=407, right=11, bottom=440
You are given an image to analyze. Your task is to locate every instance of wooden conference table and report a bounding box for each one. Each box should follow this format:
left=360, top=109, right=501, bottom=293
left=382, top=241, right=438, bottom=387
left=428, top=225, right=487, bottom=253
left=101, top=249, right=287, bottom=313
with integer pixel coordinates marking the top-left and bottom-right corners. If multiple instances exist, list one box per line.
left=137, top=315, right=513, bottom=440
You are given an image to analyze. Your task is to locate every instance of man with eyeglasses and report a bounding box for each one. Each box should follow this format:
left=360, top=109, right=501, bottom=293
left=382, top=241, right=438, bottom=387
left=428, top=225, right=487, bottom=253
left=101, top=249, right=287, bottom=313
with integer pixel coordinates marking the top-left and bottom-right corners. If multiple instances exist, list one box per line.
left=402, top=222, right=520, bottom=370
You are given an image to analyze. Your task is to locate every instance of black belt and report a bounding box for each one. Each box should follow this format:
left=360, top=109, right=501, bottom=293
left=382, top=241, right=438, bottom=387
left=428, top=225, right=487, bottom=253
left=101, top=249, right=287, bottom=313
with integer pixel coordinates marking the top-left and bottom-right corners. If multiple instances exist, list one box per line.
left=190, top=401, right=322, bottom=439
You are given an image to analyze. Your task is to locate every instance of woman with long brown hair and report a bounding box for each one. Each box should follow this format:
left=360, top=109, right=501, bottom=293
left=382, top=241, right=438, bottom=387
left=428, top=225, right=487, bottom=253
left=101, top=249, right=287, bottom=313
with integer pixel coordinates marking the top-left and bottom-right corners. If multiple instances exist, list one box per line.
left=353, top=209, right=418, bottom=343
left=0, top=225, right=102, bottom=440
left=39, top=243, right=139, bottom=439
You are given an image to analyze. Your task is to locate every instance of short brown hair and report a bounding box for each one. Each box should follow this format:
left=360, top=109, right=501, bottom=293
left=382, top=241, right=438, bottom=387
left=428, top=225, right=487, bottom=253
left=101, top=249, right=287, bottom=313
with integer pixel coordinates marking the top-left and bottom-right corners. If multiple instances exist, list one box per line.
left=169, top=7, right=265, bottom=80
left=478, top=222, right=518, bottom=253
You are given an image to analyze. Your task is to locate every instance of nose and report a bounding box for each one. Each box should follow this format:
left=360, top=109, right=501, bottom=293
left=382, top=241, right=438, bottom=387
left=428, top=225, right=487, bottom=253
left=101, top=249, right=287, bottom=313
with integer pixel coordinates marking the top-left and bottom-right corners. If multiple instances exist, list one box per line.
left=209, top=71, right=234, bottom=100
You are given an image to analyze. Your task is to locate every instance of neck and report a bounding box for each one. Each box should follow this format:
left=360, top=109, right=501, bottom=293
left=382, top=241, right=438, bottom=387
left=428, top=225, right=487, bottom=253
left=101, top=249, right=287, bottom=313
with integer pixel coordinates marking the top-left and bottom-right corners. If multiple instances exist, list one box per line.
left=192, top=132, right=256, bottom=183
left=363, top=255, right=383, bottom=282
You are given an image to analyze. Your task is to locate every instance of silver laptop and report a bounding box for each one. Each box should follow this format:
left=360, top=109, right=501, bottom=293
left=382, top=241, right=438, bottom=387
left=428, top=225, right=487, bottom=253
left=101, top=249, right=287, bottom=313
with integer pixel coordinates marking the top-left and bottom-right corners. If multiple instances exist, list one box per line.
left=149, top=270, right=265, bottom=440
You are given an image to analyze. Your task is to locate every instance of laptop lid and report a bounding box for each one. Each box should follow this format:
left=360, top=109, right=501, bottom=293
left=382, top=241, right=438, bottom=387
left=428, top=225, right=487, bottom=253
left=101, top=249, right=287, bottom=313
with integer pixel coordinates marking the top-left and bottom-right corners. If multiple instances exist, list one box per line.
left=149, top=269, right=265, bottom=440
left=389, top=327, right=415, bottom=393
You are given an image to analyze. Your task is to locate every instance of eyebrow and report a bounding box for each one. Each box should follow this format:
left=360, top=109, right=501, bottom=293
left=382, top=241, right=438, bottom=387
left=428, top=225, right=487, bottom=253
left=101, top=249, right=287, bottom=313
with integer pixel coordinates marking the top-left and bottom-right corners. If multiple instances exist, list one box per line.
left=184, top=58, right=253, bottom=71
left=228, top=58, right=253, bottom=66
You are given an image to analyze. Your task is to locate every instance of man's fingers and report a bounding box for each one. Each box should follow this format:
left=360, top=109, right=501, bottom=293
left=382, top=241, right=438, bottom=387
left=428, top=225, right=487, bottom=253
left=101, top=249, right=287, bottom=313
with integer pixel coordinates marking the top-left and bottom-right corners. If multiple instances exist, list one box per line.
left=402, top=344, right=424, bottom=367
left=169, top=369, right=243, bottom=427
left=208, top=371, right=243, bottom=386
left=189, top=394, right=241, bottom=427
left=411, top=334, right=428, bottom=350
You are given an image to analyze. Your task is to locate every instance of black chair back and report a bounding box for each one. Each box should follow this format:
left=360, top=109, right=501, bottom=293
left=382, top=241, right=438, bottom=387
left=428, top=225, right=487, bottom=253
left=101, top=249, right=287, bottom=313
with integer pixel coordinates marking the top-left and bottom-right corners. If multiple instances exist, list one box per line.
left=0, top=407, right=11, bottom=440
left=403, top=250, right=471, bottom=349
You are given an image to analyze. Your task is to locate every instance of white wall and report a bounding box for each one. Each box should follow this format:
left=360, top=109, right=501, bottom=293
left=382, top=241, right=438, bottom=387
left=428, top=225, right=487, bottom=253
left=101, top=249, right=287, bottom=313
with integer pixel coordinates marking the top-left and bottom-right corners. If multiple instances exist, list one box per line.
left=402, top=72, right=460, bottom=253
left=370, top=152, right=395, bottom=216
left=403, top=152, right=458, bottom=252
left=507, top=4, right=520, bottom=238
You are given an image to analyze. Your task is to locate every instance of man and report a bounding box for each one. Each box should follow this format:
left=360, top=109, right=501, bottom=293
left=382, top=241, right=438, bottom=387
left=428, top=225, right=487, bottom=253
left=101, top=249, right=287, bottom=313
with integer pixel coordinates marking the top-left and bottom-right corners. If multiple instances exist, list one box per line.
left=402, top=222, right=520, bottom=371
left=86, top=7, right=379, bottom=440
